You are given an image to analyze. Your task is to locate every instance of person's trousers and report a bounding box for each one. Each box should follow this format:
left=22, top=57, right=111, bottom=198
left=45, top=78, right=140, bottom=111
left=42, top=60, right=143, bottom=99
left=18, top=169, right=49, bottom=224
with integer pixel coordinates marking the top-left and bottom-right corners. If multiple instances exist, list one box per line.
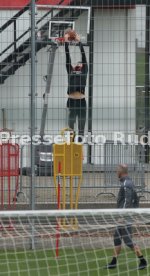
left=67, top=98, right=86, bottom=137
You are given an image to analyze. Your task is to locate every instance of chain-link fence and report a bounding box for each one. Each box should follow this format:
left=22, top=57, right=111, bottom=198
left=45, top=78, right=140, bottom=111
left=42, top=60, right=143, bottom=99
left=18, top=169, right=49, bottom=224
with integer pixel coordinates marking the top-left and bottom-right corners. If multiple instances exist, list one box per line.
left=0, top=1, right=150, bottom=209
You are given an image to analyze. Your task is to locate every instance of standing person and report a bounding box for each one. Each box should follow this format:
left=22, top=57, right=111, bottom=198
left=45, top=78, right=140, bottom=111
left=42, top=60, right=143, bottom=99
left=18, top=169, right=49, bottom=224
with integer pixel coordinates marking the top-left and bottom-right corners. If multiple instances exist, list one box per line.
left=64, top=30, right=88, bottom=141
left=105, top=164, right=147, bottom=270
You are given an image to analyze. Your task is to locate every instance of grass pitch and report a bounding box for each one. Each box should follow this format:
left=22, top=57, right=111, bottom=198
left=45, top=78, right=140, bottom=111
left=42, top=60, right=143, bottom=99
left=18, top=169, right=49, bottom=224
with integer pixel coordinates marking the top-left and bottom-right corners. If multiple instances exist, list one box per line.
left=0, top=248, right=149, bottom=276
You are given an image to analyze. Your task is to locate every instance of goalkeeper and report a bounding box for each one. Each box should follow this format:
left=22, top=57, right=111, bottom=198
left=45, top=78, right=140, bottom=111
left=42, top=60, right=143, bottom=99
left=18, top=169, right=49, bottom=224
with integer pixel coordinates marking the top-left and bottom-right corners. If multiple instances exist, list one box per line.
left=105, top=164, right=147, bottom=270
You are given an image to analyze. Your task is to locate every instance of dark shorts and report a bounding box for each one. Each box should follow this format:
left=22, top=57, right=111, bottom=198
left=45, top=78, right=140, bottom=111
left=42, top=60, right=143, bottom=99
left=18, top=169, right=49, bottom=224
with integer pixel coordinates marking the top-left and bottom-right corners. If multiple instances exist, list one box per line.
left=67, top=97, right=86, bottom=109
left=114, top=225, right=135, bottom=248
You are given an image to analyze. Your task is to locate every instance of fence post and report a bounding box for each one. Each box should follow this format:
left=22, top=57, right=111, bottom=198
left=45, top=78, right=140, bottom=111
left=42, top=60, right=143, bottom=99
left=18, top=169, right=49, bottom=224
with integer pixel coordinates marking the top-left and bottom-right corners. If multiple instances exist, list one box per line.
left=145, top=5, right=150, bottom=163
left=30, top=0, right=36, bottom=250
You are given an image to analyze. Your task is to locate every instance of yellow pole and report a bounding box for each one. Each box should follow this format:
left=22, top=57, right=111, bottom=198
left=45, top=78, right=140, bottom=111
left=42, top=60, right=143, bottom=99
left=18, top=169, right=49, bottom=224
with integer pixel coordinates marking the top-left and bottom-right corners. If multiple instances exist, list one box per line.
left=75, top=177, right=82, bottom=209
left=70, top=176, right=74, bottom=227
left=70, top=176, right=73, bottom=209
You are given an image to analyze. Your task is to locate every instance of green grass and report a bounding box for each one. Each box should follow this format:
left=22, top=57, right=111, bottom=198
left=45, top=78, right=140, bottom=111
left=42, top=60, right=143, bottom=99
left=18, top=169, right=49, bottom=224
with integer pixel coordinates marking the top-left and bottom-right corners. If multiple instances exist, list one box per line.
left=0, top=248, right=149, bottom=276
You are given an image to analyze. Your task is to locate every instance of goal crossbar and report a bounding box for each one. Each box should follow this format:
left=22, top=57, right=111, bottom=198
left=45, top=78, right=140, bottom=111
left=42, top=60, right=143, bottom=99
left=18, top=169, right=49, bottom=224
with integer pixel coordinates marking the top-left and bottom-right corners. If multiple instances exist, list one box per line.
left=0, top=208, right=150, bottom=218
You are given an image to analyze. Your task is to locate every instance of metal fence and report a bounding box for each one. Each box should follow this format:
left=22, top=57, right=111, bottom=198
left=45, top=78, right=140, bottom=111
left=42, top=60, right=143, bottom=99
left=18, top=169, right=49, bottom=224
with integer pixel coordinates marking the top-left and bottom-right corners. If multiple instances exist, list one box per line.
left=0, top=1, right=150, bottom=209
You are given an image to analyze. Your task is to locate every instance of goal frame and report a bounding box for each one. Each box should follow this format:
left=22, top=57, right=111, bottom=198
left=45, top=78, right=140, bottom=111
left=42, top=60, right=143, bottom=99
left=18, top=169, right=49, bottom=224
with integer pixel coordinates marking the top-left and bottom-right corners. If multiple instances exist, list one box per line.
left=0, top=208, right=149, bottom=218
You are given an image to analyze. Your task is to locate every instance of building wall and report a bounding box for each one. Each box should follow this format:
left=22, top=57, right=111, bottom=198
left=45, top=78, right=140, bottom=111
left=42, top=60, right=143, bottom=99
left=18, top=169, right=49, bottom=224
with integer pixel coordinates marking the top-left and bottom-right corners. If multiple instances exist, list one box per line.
left=92, top=9, right=136, bottom=163
left=136, top=5, right=145, bottom=48
left=93, top=9, right=136, bottom=134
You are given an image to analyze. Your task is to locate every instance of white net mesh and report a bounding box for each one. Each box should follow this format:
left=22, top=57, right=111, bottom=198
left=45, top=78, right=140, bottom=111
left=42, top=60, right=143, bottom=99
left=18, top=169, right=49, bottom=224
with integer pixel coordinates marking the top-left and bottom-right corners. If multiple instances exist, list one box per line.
left=0, top=209, right=149, bottom=276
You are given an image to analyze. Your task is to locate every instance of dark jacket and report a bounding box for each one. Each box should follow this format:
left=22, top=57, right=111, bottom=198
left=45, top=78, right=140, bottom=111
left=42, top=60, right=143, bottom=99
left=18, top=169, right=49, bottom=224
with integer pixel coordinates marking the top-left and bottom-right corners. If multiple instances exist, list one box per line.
left=117, top=176, right=136, bottom=208
left=65, top=42, right=88, bottom=95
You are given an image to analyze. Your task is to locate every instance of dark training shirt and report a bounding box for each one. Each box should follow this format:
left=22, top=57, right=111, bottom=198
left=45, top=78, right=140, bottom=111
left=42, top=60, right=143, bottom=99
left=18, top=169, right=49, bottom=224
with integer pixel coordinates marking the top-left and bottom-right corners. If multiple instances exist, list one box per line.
left=65, top=42, right=88, bottom=95
left=117, top=176, right=136, bottom=208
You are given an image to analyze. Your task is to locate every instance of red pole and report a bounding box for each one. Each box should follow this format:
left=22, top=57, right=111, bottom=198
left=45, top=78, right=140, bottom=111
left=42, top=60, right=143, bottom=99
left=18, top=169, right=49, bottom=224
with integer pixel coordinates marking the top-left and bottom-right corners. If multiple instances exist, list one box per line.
left=56, top=162, right=61, bottom=258
left=0, top=145, right=4, bottom=229
left=8, top=144, right=11, bottom=209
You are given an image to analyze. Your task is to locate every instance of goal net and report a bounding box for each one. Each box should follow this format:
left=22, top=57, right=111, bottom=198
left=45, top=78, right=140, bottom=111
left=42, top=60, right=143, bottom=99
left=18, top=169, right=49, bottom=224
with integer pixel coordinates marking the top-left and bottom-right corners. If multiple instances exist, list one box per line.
left=0, top=209, right=149, bottom=276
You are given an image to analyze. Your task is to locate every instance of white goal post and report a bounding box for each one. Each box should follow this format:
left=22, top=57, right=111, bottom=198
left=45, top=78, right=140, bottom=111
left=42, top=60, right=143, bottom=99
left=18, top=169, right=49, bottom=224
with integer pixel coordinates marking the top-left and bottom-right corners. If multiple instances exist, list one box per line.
left=0, top=208, right=149, bottom=275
